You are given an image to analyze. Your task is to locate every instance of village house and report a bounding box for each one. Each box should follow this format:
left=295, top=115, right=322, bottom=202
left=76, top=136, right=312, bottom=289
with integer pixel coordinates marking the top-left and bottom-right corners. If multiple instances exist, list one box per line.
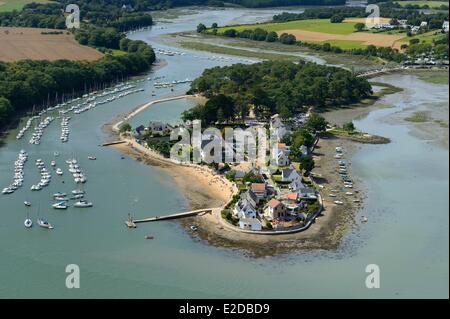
left=270, top=114, right=287, bottom=141
left=398, top=19, right=408, bottom=28
left=443, top=21, right=449, bottom=33
left=420, top=21, right=428, bottom=28
left=299, top=145, right=309, bottom=157
left=282, top=192, right=304, bottom=214
left=264, top=198, right=287, bottom=220
left=272, top=143, right=290, bottom=167
left=239, top=218, right=262, bottom=231
left=299, top=187, right=317, bottom=200
left=148, top=121, right=173, bottom=135
left=289, top=178, right=306, bottom=192
left=233, top=191, right=257, bottom=219
left=250, top=183, right=268, bottom=201
left=281, top=168, right=301, bottom=183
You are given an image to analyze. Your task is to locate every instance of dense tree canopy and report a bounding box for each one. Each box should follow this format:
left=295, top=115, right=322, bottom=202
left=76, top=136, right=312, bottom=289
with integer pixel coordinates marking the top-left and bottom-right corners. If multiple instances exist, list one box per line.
left=184, top=61, right=372, bottom=125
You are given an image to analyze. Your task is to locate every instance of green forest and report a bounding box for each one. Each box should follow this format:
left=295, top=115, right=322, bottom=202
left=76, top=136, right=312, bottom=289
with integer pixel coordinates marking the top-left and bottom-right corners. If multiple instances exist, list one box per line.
left=183, top=61, right=372, bottom=124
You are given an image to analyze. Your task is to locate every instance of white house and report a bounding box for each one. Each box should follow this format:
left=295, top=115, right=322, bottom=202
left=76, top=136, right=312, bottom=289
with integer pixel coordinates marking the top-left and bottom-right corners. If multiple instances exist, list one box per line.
left=411, top=26, right=420, bottom=33
left=239, top=218, right=262, bottom=231
left=233, top=191, right=257, bottom=219
left=443, top=21, right=449, bottom=33
left=270, top=114, right=287, bottom=141
left=272, top=143, right=290, bottom=167
left=281, top=168, right=301, bottom=183
left=299, top=145, right=309, bottom=157
left=420, top=21, right=428, bottom=28
left=299, top=187, right=317, bottom=200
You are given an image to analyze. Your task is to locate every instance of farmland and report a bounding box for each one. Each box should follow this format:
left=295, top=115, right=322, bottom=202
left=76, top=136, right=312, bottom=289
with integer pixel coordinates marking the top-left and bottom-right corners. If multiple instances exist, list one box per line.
left=0, top=0, right=52, bottom=12
left=216, top=18, right=406, bottom=49
left=0, top=27, right=104, bottom=62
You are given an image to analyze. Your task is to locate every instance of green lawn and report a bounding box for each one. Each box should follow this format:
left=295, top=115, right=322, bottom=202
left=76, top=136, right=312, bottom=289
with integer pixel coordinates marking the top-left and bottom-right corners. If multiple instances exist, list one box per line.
left=0, top=0, right=52, bottom=12
left=217, top=19, right=357, bottom=35
left=394, top=1, right=449, bottom=8
left=398, top=31, right=445, bottom=44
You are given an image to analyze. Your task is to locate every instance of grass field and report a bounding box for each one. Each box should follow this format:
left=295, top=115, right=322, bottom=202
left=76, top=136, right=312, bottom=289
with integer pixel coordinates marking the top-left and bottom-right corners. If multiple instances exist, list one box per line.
left=0, top=27, right=104, bottom=62
left=0, top=0, right=52, bottom=12
left=216, top=18, right=406, bottom=50
left=397, top=30, right=446, bottom=45
left=394, top=1, right=449, bottom=8
left=218, top=19, right=357, bottom=35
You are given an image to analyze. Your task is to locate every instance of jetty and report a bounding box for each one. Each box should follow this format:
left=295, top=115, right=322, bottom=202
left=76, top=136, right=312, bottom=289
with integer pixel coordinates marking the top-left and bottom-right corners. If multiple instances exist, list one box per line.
left=100, top=140, right=126, bottom=147
left=127, top=208, right=214, bottom=225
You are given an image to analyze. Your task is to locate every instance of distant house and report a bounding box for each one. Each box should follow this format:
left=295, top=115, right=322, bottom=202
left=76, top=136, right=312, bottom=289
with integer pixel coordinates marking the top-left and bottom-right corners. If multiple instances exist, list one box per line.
left=411, top=26, right=420, bottom=33
left=234, top=191, right=257, bottom=219
left=264, top=199, right=286, bottom=220
left=148, top=121, right=173, bottom=135
left=299, top=188, right=317, bottom=200
left=398, top=19, right=408, bottom=28
left=289, top=179, right=306, bottom=192
left=272, top=143, right=290, bottom=167
left=420, top=21, right=428, bottom=28
left=270, top=114, right=287, bottom=141
left=281, top=168, right=301, bottom=183
left=239, top=218, right=262, bottom=231
left=443, top=21, right=449, bottom=33
left=250, top=183, right=267, bottom=201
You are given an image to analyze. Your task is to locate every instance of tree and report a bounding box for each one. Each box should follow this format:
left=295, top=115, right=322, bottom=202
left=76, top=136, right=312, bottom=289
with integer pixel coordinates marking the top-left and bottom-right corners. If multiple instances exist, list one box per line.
left=211, top=22, right=218, bottom=29
left=343, top=121, right=355, bottom=132
left=306, top=113, right=327, bottom=133
left=299, top=155, right=315, bottom=174
left=354, top=23, right=365, bottom=32
left=330, top=15, right=344, bottom=23
left=266, top=31, right=278, bottom=42
left=119, top=123, right=132, bottom=133
left=197, top=23, right=207, bottom=33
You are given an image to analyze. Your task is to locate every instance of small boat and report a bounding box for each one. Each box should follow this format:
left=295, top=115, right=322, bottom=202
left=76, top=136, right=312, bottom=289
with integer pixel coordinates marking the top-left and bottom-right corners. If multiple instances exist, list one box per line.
left=328, top=194, right=337, bottom=197
left=54, top=196, right=68, bottom=201
left=88, top=156, right=96, bottom=160
left=37, top=218, right=53, bottom=229
left=361, top=216, right=368, bottom=223
left=190, top=225, right=198, bottom=231
left=144, top=235, right=154, bottom=240
left=74, top=200, right=93, bottom=208
left=53, top=192, right=67, bottom=198
left=24, top=218, right=33, bottom=228
left=334, top=200, right=344, bottom=205
left=71, top=194, right=84, bottom=200
left=51, top=161, right=56, bottom=167
left=52, top=202, right=68, bottom=209
left=345, top=192, right=353, bottom=195
left=54, top=152, right=59, bottom=157
left=24, top=201, right=31, bottom=207
left=353, top=199, right=361, bottom=203
left=56, top=168, right=63, bottom=176
left=72, top=189, right=84, bottom=195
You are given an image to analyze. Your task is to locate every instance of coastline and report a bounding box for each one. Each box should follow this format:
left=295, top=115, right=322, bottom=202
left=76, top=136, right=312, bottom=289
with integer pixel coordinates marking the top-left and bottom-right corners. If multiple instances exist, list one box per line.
left=103, top=95, right=368, bottom=256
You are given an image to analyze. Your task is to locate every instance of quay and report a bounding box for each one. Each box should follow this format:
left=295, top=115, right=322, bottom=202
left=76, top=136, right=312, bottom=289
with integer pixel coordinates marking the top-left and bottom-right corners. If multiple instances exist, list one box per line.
left=126, top=208, right=214, bottom=226
left=100, top=140, right=126, bottom=147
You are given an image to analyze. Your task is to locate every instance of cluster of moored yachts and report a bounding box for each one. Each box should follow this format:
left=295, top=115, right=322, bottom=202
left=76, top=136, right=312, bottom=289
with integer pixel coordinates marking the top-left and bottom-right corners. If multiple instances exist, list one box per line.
left=2, top=150, right=28, bottom=195
left=29, top=116, right=54, bottom=145
left=30, top=158, right=52, bottom=191
left=60, top=117, right=70, bottom=143
left=24, top=189, right=92, bottom=230
left=66, top=158, right=88, bottom=184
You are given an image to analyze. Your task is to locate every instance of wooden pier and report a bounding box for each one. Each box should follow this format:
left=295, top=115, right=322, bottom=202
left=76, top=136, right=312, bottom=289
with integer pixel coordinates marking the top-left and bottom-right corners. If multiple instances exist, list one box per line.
left=127, top=208, right=214, bottom=226
left=100, top=140, right=126, bottom=147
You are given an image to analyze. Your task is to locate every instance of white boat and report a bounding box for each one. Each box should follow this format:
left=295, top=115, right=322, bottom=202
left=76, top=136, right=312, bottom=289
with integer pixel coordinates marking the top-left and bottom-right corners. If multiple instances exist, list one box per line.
left=51, top=161, right=56, bottom=167
left=37, top=218, right=53, bottom=229
left=56, top=168, right=63, bottom=176
left=345, top=192, right=353, bottom=195
left=361, top=216, right=368, bottom=223
left=74, top=200, right=93, bottom=208
left=190, top=225, right=198, bottom=231
left=24, top=201, right=31, bottom=207
left=334, top=200, right=344, bottom=205
left=53, top=192, right=67, bottom=198
left=72, top=189, right=84, bottom=195
left=24, top=218, right=33, bottom=228
left=52, top=202, right=68, bottom=209
left=88, top=156, right=96, bottom=160
left=71, top=194, right=84, bottom=200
